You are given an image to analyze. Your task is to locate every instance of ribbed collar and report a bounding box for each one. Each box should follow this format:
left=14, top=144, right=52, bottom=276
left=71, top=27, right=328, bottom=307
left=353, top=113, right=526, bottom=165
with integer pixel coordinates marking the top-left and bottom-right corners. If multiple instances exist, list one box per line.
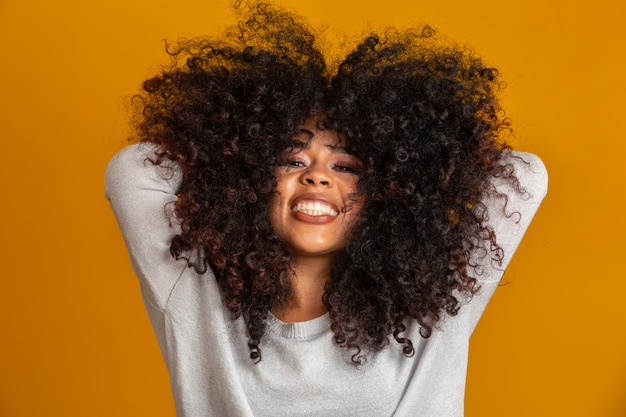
left=266, top=312, right=331, bottom=340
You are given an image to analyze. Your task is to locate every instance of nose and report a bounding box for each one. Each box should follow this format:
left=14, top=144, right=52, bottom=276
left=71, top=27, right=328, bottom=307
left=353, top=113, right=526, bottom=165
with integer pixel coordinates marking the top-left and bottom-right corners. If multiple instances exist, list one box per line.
left=300, top=166, right=332, bottom=187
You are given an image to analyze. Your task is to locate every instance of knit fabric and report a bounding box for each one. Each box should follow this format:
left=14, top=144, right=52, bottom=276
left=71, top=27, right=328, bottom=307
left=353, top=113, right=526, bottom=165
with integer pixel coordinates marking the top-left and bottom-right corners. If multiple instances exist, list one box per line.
left=105, top=143, right=547, bottom=417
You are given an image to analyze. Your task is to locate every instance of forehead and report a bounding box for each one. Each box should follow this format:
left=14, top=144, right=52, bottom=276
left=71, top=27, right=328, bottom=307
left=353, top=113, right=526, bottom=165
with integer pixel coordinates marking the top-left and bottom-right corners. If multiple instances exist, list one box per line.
left=293, top=118, right=348, bottom=149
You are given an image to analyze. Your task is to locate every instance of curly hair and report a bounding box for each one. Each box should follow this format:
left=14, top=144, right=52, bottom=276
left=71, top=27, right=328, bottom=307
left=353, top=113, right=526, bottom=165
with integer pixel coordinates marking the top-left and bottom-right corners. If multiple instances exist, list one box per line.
left=132, top=1, right=519, bottom=363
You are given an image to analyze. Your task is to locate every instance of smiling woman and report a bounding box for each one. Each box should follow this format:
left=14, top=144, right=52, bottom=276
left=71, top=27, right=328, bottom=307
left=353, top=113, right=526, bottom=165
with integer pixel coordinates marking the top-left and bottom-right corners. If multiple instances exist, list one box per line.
left=270, top=118, right=364, bottom=322
left=105, top=1, right=547, bottom=416
left=270, top=118, right=363, bottom=259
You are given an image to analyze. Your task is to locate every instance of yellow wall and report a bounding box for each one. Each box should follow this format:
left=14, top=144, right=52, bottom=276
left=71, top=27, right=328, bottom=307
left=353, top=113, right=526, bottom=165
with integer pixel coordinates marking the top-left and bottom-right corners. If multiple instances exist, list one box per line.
left=1, top=0, right=623, bottom=415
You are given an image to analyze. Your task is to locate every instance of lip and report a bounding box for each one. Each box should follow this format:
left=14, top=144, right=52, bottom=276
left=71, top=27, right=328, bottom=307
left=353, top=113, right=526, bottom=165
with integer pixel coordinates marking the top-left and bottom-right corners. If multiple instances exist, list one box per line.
left=290, top=193, right=340, bottom=224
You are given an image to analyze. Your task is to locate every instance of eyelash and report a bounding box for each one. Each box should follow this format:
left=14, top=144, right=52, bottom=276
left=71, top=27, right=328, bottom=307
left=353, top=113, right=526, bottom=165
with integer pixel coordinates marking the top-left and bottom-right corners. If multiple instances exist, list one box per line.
left=283, top=158, right=306, bottom=167
left=333, top=163, right=358, bottom=173
left=281, top=156, right=360, bottom=174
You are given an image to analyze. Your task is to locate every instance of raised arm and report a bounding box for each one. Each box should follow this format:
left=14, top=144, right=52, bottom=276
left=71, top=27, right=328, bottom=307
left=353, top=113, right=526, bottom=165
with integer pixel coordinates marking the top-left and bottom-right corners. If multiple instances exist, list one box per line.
left=488, top=152, right=548, bottom=271
left=468, top=151, right=548, bottom=329
left=105, top=143, right=186, bottom=310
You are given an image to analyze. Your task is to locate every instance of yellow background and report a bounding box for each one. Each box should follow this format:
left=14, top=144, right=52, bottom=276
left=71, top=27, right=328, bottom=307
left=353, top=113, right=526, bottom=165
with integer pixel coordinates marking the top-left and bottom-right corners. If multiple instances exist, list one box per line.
left=1, top=0, right=623, bottom=415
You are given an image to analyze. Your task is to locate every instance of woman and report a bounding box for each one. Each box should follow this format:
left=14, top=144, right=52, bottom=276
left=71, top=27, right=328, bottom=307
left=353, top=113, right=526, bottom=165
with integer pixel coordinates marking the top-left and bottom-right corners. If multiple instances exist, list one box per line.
left=106, top=3, right=547, bottom=416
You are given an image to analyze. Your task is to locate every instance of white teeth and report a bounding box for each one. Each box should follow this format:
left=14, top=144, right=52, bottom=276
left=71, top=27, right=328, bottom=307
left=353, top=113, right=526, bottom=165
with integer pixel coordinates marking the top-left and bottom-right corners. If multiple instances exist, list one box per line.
left=292, top=201, right=339, bottom=217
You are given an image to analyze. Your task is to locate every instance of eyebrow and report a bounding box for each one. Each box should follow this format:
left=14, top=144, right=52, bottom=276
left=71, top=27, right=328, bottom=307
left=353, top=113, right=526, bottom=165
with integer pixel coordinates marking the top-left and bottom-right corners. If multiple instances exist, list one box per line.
left=324, top=143, right=352, bottom=154
left=291, top=130, right=354, bottom=155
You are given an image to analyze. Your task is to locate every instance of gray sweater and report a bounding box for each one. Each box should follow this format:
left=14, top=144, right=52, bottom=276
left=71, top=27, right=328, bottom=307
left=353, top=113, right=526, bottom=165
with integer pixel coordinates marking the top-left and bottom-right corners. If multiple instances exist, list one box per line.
left=105, top=143, right=547, bottom=417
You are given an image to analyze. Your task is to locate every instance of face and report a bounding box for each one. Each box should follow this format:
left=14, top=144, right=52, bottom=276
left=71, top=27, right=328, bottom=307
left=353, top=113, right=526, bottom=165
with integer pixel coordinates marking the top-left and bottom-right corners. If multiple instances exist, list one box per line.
left=269, top=118, right=364, bottom=260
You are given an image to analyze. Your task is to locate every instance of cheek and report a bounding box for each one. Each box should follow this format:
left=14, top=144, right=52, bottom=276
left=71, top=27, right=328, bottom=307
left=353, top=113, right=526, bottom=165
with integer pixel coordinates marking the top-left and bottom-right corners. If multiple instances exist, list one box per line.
left=343, top=179, right=364, bottom=218
left=272, top=171, right=294, bottom=198
left=341, top=195, right=365, bottom=231
left=349, top=201, right=364, bottom=225
left=268, top=180, right=293, bottom=237
left=349, top=194, right=367, bottom=234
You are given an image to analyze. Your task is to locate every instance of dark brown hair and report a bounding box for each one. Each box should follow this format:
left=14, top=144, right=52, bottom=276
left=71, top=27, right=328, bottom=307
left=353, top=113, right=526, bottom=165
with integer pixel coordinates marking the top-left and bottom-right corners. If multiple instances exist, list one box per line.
left=133, top=2, right=519, bottom=363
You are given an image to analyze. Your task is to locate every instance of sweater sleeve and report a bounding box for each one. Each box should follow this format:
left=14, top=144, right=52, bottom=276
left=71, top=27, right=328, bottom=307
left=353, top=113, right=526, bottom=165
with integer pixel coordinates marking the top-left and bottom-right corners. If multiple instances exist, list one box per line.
left=468, top=151, right=548, bottom=330
left=105, top=143, right=187, bottom=310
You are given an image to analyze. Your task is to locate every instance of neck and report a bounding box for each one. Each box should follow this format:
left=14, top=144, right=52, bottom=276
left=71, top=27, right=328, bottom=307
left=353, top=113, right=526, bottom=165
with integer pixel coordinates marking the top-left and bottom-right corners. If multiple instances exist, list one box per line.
left=272, top=253, right=335, bottom=323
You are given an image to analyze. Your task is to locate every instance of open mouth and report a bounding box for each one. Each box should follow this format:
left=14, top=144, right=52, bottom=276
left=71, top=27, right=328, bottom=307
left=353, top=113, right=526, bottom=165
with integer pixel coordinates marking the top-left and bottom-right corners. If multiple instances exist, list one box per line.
left=291, top=201, right=339, bottom=217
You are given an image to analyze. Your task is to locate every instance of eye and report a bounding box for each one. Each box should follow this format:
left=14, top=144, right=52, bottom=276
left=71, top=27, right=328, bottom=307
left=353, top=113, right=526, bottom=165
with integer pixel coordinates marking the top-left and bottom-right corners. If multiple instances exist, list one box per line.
left=288, top=160, right=306, bottom=167
left=280, top=154, right=307, bottom=168
left=333, top=163, right=358, bottom=173
left=332, top=157, right=362, bottom=175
